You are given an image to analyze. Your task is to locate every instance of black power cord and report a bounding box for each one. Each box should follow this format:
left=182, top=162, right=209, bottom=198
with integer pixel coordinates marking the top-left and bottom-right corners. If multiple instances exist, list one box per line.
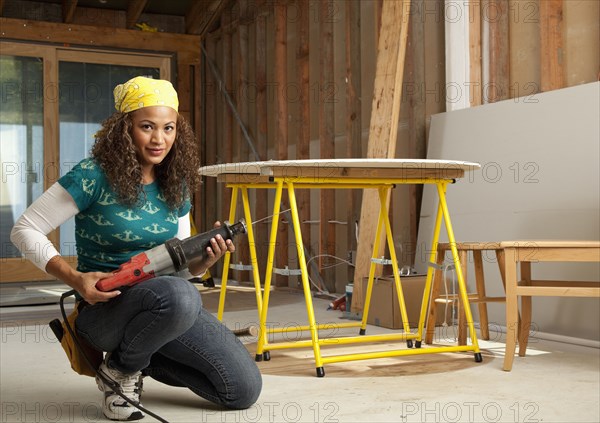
left=55, top=289, right=170, bottom=423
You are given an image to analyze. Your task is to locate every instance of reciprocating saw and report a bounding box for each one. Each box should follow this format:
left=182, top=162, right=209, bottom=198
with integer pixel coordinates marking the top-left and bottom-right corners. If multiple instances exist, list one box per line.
left=96, top=219, right=247, bottom=292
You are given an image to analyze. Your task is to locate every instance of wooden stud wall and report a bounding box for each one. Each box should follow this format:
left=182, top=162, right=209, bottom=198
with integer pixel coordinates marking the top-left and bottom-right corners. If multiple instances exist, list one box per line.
left=2, top=0, right=598, bottom=290
left=200, top=0, right=599, bottom=296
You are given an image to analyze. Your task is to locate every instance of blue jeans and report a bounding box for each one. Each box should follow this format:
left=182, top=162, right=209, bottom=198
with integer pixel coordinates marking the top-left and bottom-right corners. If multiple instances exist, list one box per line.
left=75, top=276, right=262, bottom=409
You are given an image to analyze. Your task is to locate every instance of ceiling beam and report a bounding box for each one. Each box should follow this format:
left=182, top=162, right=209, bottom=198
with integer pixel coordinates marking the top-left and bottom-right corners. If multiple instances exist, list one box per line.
left=186, top=0, right=229, bottom=36
left=126, top=0, right=148, bottom=29
left=62, top=0, right=78, bottom=23
left=1, top=17, right=202, bottom=64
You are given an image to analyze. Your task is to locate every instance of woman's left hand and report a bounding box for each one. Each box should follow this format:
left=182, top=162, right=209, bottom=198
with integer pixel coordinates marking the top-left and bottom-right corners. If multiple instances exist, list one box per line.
left=189, top=221, right=236, bottom=276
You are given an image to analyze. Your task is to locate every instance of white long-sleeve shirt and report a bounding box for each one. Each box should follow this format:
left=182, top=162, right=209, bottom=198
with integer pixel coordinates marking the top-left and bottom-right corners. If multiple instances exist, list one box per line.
left=10, top=182, right=191, bottom=272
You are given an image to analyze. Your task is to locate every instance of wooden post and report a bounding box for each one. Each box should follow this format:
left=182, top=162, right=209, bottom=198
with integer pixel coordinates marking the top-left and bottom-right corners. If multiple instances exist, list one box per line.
left=255, top=0, right=269, bottom=280
left=469, top=0, right=482, bottom=106
left=486, top=0, right=509, bottom=102
left=345, top=0, right=362, bottom=283
left=296, top=0, right=311, bottom=283
left=352, top=0, right=411, bottom=312
left=204, top=36, right=218, bottom=231
left=319, top=0, right=336, bottom=292
left=540, top=0, right=565, bottom=92
left=406, top=0, right=426, bottom=267
left=274, top=0, right=290, bottom=287
left=236, top=0, right=251, bottom=282
left=221, top=12, right=233, bottom=224
left=192, top=62, right=203, bottom=230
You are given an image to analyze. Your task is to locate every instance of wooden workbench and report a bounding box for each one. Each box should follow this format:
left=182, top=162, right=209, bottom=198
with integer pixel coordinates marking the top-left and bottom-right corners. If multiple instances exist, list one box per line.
left=200, top=158, right=482, bottom=376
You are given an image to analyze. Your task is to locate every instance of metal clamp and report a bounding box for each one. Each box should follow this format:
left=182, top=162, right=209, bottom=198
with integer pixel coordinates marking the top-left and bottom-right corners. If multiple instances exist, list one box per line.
left=273, top=266, right=302, bottom=276
left=229, top=262, right=254, bottom=271
left=371, top=257, right=395, bottom=265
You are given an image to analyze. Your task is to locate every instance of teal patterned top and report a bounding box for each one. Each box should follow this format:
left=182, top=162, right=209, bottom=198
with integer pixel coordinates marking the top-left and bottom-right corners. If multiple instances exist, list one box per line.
left=58, top=158, right=191, bottom=273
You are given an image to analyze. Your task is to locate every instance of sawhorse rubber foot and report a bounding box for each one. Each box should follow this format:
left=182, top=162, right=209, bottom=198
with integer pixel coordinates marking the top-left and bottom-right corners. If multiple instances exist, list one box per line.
left=359, top=329, right=366, bottom=335
left=316, top=367, right=325, bottom=377
left=263, top=351, right=271, bottom=361
left=415, top=340, right=422, bottom=349
left=255, top=354, right=263, bottom=362
left=407, top=340, right=413, bottom=348
left=474, top=352, right=483, bottom=363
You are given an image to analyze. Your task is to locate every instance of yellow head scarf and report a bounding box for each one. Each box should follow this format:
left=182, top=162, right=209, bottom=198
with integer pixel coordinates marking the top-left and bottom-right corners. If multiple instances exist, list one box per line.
left=113, top=76, right=179, bottom=113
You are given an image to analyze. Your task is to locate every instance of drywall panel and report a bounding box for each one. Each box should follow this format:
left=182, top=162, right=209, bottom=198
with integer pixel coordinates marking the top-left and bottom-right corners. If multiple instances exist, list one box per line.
left=415, top=82, right=600, bottom=341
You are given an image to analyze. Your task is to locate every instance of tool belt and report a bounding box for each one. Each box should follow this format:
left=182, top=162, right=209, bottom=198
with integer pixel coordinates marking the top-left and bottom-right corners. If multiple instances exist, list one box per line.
left=49, top=299, right=103, bottom=377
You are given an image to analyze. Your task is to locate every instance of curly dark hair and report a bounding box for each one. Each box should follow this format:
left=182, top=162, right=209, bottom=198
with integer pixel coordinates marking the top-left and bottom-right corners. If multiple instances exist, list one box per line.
left=91, top=112, right=201, bottom=210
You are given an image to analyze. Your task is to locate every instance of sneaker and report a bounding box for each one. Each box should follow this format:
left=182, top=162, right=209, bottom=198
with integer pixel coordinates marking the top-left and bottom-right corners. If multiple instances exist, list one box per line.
left=96, top=355, right=145, bottom=421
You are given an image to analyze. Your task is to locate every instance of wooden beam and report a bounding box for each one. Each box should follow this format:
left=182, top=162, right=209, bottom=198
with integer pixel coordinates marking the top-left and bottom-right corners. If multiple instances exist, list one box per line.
left=345, top=0, right=362, bottom=283
left=177, top=61, right=192, bottom=119
left=204, top=37, right=218, bottom=230
left=352, top=0, right=411, bottom=312
left=296, top=0, right=311, bottom=269
left=274, top=0, right=289, bottom=287
left=487, top=0, right=509, bottom=102
left=221, top=11, right=233, bottom=219
left=0, top=18, right=201, bottom=65
left=469, top=0, right=482, bottom=106
left=192, top=61, right=203, bottom=232
left=540, top=0, right=565, bottom=92
left=62, top=0, right=78, bottom=23
left=255, top=0, right=269, bottom=280
left=186, top=0, right=228, bottom=36
left=374, top=0, right=383, bottom=47
left=126, top=0, right=148, bottom=29
left=319, top=0, right=336, bottom=292
left=235, top=0, right=251, bottom=283
left=406, top=0, right=426, bottom=266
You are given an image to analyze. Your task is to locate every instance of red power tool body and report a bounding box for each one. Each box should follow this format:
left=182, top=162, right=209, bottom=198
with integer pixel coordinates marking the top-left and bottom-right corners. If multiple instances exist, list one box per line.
left=96, top=220, right=247, bottom=292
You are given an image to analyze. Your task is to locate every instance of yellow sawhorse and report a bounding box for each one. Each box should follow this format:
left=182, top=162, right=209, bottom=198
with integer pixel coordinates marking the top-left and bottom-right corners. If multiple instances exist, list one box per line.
left=202, top=159, right=482, bottom=377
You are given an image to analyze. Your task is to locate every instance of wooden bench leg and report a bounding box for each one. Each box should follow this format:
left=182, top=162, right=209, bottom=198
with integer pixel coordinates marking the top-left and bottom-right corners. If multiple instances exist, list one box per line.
left=519, top=261, right=532, bottom=357
left=473, top=250, right=490, bottom=340
left=503, top=248, right=518, bottom=371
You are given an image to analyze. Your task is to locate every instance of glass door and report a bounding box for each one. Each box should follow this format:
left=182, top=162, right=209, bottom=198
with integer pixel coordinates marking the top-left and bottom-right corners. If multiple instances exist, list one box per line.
left=0, top=44, right=54, bottom=285
left=1, top=42, right=171, bottom=285
left=1, top=55, right=44, bottom=258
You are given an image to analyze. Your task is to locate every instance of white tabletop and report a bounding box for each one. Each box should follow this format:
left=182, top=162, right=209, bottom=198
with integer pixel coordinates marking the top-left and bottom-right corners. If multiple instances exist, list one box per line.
left=199, top=159, right=481, bottom=177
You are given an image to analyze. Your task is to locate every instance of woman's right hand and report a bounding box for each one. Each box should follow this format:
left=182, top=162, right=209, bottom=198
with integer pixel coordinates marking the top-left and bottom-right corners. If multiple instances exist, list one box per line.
left=45, top=255, right=121, bottom=305
left=75, top=271, right=121, bottom=305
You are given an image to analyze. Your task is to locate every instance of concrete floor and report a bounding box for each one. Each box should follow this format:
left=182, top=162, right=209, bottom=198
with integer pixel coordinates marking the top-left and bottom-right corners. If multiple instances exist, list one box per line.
left=1, top=286, right=599, bottom=423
